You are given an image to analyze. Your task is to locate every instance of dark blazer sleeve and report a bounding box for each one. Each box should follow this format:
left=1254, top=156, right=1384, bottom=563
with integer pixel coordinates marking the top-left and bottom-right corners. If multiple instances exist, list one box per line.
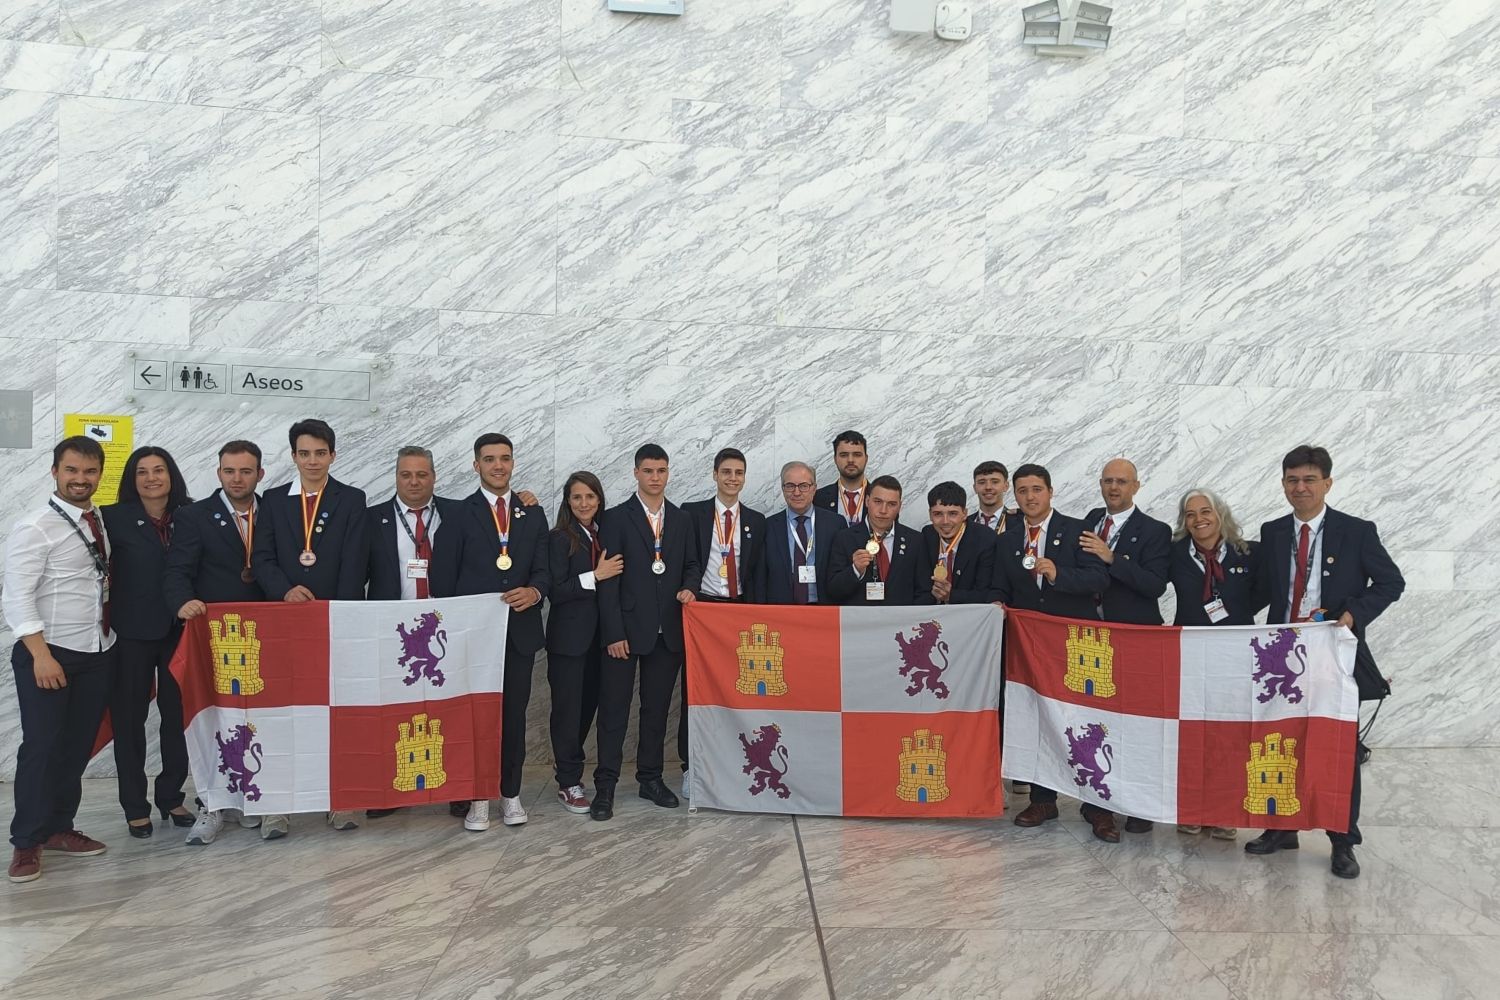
left=1108, top=518, right=1171, bottom=599
left=1245, top=541, right=1270, bottom=619
left=1051, top=525, right=1109, bottom=596
left=1347, top=521, right=1404, bottom=629
left=251, top=497, right=293, bottom=601
left=680, top=509, right=703, bottom=596
left=746, top=511, right=768, bottom=605
left=596, top=515, right=627, bottom=646
left=335, top=488, right=371, bottom=601
left=825, top=529, right=864, bottom=602
left=953, top=538, right=998, bottom=605
left=548, top=530, right=591, bottom=605
left=163, top=504, right=204, bottom=614
left=524, top=506, right=551, bottom=599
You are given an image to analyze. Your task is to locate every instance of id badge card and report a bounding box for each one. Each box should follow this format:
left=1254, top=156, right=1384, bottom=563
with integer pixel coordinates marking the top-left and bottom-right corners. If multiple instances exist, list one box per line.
left=865, top=582, right=886, bottom=602
left=798, top=565, right=817, bottom=584
left=406, top=558, right=429, bottom=580
left=1203, top=598, right=1228, bottom=623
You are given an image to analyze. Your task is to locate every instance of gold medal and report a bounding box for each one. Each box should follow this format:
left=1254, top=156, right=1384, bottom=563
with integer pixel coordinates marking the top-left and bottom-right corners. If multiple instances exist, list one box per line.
left=865, top=539, right=880, bottom=555
left=718, top=563, right=729, bottom=578
left=933, top=564, right=948, bottom=581
left=497, top=554, right=513, bottom=570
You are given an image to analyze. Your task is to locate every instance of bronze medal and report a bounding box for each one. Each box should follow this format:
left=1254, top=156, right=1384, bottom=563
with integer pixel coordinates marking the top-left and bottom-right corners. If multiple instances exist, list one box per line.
left=240, top=567, right=255, bottom=583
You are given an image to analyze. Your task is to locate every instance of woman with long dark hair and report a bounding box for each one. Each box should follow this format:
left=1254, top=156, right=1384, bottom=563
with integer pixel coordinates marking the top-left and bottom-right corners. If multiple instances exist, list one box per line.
left=545, top=471, right=623, bottom=816
left=101, top=446, right=193, bottom=837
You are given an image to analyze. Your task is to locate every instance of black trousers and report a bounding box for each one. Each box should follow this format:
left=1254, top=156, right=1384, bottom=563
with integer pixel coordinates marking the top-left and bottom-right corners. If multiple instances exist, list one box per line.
left=547, top=640, right=601, bottom=790
left=110, top=632, right=188, bottom=820
left=1330, top=727, right=1363, bottom=847
left=594, top=639, right=680, bottom=788
left=10, top=642, right=115, bottom=849
left=500, top=644, right=537, bottom=799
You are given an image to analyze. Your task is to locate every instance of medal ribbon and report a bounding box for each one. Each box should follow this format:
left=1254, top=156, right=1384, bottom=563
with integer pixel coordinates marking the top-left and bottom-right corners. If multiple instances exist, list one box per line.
left=1026, top=524, right=1042, bottom=585
left=938, top=525, right=964, bottom=576
left=490, top=498, right=511, bottom=561
left=239, top=510, right=254, bottom=575
left=647, top=504, right=664, bottom=562
left=300, top=488, right=325, bottom=556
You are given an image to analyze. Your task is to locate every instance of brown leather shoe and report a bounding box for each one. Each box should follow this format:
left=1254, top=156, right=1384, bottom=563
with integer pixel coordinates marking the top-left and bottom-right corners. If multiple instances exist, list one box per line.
left=1014, top=802, right=1059, bottom=827
left=41, top=830, right=105, bottom=857
left=8, top=847, right=41, bottom=883
left=1085, top=809, right=1120, bottom=843
left=1124, top=817, right=1154, bottom=834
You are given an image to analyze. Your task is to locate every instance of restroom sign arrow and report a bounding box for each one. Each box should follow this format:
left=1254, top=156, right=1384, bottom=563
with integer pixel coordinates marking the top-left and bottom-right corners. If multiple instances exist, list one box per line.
left=133, top=359, right=168, bottom=391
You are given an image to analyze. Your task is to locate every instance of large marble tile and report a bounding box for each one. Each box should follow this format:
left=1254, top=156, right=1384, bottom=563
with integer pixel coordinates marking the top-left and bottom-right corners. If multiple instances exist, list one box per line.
left=1178, top=931, right=1500, bottom=1000
left=0, top=2, right=55, bottom=44
left=422, top=924, right=829, bottom=1000
left=56, top=96, right=317, bottom=300
left=777, top=152, right=987, bottom=332
left=782, top=0, right=991, bottom=123
left=0, top=287, right=189, bottom=343
left=59, top=0, right=321, bottom=70
left=824, top=927, right=1230, bottom=1000
left=0, top=927, right=85, bottom=990
left=1370, top=0, right=1500, bottom=158
left=556, top=138, right=779, bottom=324
left=0, top=88, right=56, bottom=288
left=7, top=924, right=451, bottom=1000
left=318, top=69, right=566, bottom=135
left=191, top=297, right=439, bottom=356
left=670, top=100, right=887, bottom=160
left=797, top=815, right=1164, bottom=930
left=319, top=117, right=556, bottom=314
left=1364, top=825, right=1500, bottom=923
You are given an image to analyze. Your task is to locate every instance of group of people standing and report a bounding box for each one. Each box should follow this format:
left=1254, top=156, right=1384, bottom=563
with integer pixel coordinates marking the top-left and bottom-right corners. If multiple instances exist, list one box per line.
left=4, top=424, right=1404, bottom=886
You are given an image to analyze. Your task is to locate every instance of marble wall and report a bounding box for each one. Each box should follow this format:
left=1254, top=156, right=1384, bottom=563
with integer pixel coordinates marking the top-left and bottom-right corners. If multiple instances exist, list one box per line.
left=1, top=0, right=1498, bottom=783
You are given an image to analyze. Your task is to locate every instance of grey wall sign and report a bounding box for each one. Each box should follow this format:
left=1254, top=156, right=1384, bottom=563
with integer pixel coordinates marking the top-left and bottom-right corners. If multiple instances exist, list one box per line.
left=0, top=389, right=33, bottom=449
left=125, top=351, right=388, bottom=414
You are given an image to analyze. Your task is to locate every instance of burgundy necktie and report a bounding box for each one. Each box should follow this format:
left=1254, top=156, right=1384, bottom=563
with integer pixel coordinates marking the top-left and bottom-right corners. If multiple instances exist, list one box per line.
left=1195, top=542, right=1225, bottom=603
left=82, top=509, right=111, bottom=636
left=875, top=536, right=891, bottom=583
left=1291, top=523, right=1310, bottom=621
left=409, top=507, right=431, bottom=599
left=722, top=509, right=739, bottom=599
left=1099, top=516, right=1114, bottom=544
left=793, top=515, right=810, bottom=604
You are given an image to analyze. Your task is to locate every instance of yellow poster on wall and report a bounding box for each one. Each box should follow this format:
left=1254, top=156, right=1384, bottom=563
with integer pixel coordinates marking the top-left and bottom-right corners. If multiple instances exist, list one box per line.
left=62, top=413, right=134, bottom=506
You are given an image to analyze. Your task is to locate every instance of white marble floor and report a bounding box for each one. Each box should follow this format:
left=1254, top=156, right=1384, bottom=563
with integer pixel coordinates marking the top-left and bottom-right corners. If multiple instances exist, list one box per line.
left=2, top=748, right=1497, bottom=1000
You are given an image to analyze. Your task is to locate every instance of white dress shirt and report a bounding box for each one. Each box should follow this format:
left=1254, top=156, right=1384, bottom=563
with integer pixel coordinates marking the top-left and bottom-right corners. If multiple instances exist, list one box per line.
left=2, top=498, right=115, bottom=652
left=1287, top=506, right=1327, bottom=619
left=395, top=499, right=441, bottom=602
left=1094, top=506, right=1134, bottom=550
left=976, top=508, right=1008, bottom=533
left=700, top=499, right=741, bottom=598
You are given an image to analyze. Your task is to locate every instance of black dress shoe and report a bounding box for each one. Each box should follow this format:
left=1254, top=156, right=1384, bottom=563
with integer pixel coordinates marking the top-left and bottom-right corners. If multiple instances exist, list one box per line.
left=449, top=801, right=469, bottom=818
left=1124, top=817, right=1154, bottom=834
left=365, top=808, right=399, bottom=819
left=638, top=779, right=679, bottom=808
left=127, top=820, right=153, bottom=839
left=1331, top=844, right=1360, bottom=879
left=1244, top=830, right=1299, bottom=855
left=1357, top=741, right=1371, bottom=766
left=161, top=808, right=195, bottom=828
left=590, top=788, right=615, bottom=822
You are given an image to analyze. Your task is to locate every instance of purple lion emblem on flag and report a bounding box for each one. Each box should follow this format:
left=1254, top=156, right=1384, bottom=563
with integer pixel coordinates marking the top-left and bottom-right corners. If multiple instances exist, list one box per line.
left=739, top=724, right=791, bottom=799
left=396, top=610, right=448, bottom=686
left=1249, top=629, right=1307, bottom=704
left=215, top=723, right=263, bottom=801
left=1066, top=723, right=1114, bottom=800
left=893, top=620, right=951, bottom=698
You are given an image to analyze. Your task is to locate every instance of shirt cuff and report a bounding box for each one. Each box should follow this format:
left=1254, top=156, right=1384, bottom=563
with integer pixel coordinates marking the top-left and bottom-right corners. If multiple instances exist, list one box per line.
left=579, top=572, right=596, bottom=591
left=8, top=620, right=44, bottom=640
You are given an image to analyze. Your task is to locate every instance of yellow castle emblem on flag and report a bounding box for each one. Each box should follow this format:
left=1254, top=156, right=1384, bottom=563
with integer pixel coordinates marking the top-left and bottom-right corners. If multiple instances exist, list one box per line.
left=736, top=623, right=788, bottom=697
left=209, top=613, right=264, bottom=696
left=1064, top=624, right=1116, bottom=698
left=896, top=728, right=950, bottom=804
left=1244, top=732, right=1301, bottom=816
left=394, top=713, right=446, bottom=792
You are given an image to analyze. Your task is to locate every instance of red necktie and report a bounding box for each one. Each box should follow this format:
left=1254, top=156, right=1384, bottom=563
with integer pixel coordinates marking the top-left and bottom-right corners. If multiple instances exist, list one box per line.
left=793, top=515, right=810, bottom=604
left=1291, top=523, right=1310, bottom=621
left=82, top=509, right=111, bottom=636
left=722, top=509, right=739, bottom=599
left=875, top=536, right=891, bottom=583
left=844, top=490, right=858, bottom=520
left=1099, top=516, right=1114, bottom=544
left=1195, top=542, right=1224, bottom=603
left=585, top=525, right=600, bottom=565
left=495, top=499, right=510, bottom=533
left=409, top=507, right=431, bottom=599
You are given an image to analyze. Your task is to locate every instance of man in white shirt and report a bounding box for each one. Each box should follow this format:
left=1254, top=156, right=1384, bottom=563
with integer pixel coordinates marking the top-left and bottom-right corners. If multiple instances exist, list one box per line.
left=3, top=436, right=117, bottom=883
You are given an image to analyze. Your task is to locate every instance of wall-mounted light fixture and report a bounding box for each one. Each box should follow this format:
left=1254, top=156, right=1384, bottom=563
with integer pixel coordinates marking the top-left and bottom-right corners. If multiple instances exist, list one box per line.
left=1022, top=0, right=1111, bottom=57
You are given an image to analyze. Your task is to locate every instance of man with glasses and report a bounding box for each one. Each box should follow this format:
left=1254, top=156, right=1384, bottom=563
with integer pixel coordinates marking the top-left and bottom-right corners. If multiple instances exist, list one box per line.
left=764, top=461, right=843, bottom=605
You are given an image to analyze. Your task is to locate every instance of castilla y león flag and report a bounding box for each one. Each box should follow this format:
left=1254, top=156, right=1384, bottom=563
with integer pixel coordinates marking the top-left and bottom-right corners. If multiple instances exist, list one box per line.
left=684, top=603, right=1004, bottom=818
left=1002, top=609, right=1359, bottom=831
left=170, top=596, right=506, bottom=815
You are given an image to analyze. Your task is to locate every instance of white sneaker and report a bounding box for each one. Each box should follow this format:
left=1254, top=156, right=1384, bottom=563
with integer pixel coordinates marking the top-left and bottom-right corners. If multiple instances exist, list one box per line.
left=681, top=768, right=693, bottom=799
left=233, top=809, right=260, bottom=829
left=185, top=809, right=224, bottom=846
left=328, top=811, right=360, bottom=831
left=259, top=814, right=289, bottom=840
left=500, top=796, right=528, bottom=827
left=464, top=800, right=491, bottom=831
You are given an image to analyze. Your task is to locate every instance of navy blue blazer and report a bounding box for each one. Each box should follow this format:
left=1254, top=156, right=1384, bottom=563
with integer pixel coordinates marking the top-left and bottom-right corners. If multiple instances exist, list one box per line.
left=365, top=494, right=461, bottom=602
left=1170, top=537, right=1266, bottom=626
left=814, top=481, right=871, bottom=530
left=993, top=512, right=1109, bottom=620
left=681, top=498, right=767, bottom=603
left=429, top=490, right=550, bottom=656
left=100, top=500, right=179, bottom=641
left=1259, top=507, right=1404, bottom=699
left=597, top=497, right=701, bottom=654
left=826, top=522, right=926, bottom=607
left=546, top=523, right=607, bottom=657
left=918, top=524, right=999, bottom=605
left=762, top=506, right=843, bottom=605
left=1083, top=506, right=1172, bottom=625
left=251, top=477, right=369, bottom=602
left=163, top=491, right=266, bottom=611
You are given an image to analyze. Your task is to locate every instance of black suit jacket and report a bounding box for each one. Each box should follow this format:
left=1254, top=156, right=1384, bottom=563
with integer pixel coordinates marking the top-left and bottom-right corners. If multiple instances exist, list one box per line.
left=918, top=524, right=999, bottom=605
left=681, top=498, right=767, bottom=603
left=365, top=495, right=461, bottom=602
left=826, top=522, right=926, bottom=607
left=597, top=497, right=701, bottom=654
left=1170, top=537, right=1266, bottom=626
left=993, top=512, right=1109, bottom=620
left=762, top=506, right=843, bottom=605
left=251, top=478, right=369, bottom=601
left=814, top=481, right=871, bottom=530
left=163, top=491, right=266, bottom=611
left=430, top=490, right=550, bottom=656
left=1083, top=507, right=1172, bottom=625
left=546, top=523, right=604, bottom=656
left=1259, top=507, right=1405, bottom=698
left=100, top=500, right=177, bottom=641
